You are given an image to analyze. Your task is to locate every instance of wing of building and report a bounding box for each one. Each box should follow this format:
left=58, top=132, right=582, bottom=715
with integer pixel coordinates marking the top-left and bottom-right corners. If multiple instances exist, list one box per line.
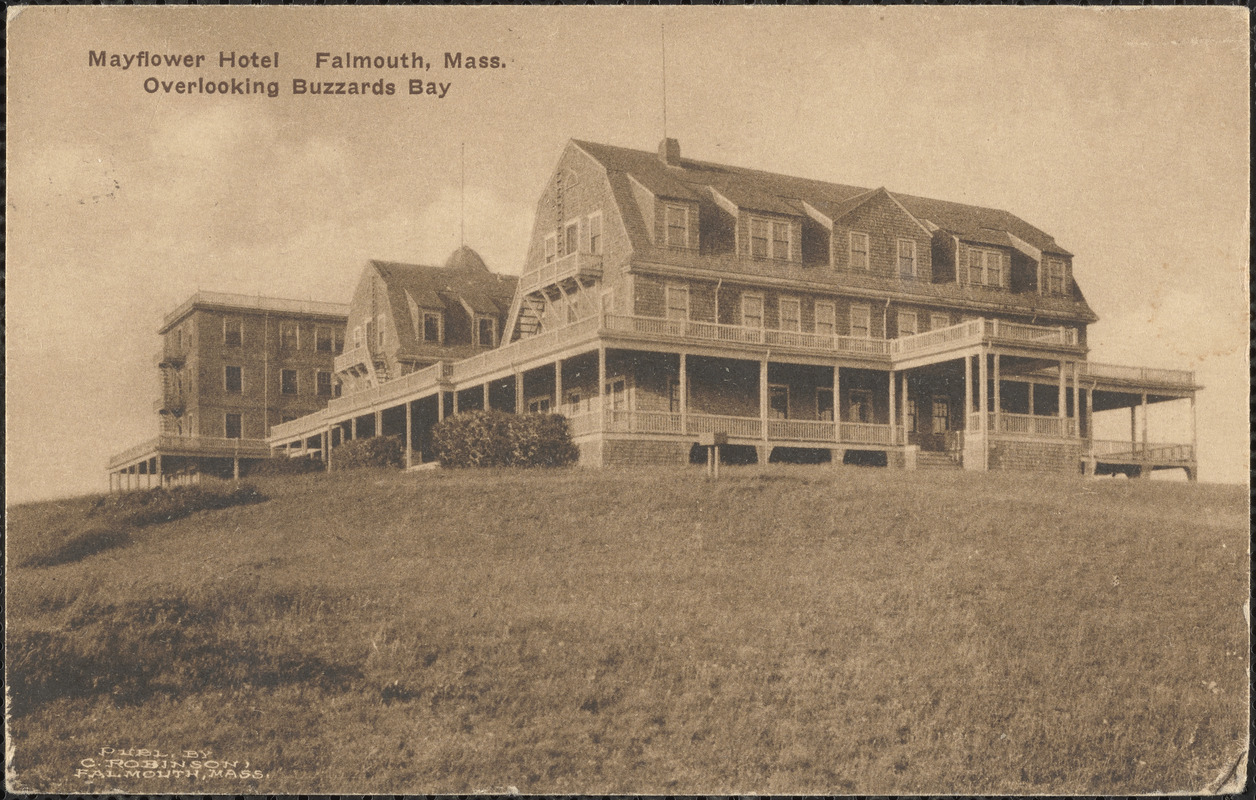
left=241, top=139, right=1199, bottom=479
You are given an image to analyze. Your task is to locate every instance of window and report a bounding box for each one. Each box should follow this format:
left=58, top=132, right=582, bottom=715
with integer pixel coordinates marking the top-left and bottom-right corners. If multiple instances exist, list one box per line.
left=897, top=239, right=917, bottom=277
left=527, top=397, right=552, bottom=414
left=849, top=232, right=870, bottom=270
left=567, top=391, right=583, bottom=413
left=565, top=220, right=580, bottom=257
left=967, top=247, right=1005, bottom=287
left=848, top=389, right=872, bottom=423
left=225, top=413, right=242, bottom=439
left=316, top=326, right=334, bottom=353
left=850, top=303, right=872, bottom=338
left=932, top=397, right=951, bottom=433
left=930, top=313, right=951, bottom=330
left=587, top=212, right=603, bottom=255
left=476, top=316, right=496, bottom=348
left=665, top=204, right=689, bottom=247
left=422, top=312, right=442, bottom=343
left=817, top=387, right=834, bottom=421
left=224, top=365, right=243, bottom=394
left=1045, top=258, right=1068, bottom=295
left=281, top=369, right=298, bottom=395
left=280, top=321, right=299, bottom=351
left=814, top=301, right=837, bottom=336
left=898, top=310, right=918, bottom=338
left=742, top=293, right=764, bottom=329
left=544, top=233, right=557, bottom=264
left=779, top=297, right=801, bottom=332
left=605, top=377, right=627, bottom=410
left=317, top=371, right=333, bottom=397
left=224, top=317, right=243, bottom=347
left=665, top=284, right=689, bottom=321
left=907, top=398, right=918, bottom=433
left=751, top=217, right=791, bottom=260
left=769, top=385, right=789, bottom=419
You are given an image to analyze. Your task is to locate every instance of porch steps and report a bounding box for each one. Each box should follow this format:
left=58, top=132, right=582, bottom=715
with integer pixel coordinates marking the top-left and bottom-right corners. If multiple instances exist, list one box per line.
left=916, top=451, right=962, bottom=471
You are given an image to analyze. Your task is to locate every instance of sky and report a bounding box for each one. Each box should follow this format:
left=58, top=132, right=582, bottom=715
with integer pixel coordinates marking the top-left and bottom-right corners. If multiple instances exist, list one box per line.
left=5, top=6, right=1249, bottom=503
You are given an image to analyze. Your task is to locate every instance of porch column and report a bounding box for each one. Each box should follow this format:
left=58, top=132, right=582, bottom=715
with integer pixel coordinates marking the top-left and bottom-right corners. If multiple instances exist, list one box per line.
left=1028, top=382, right=1035, bottom=418
left=598, top=346, right=607, bottom=426
left=679, top=352, right=688, bottom=428
left=1130, top=405, right=1138, bottom=451
left=964, top=354, right=972, bottom=415
left=1190, top=394, right=1198, bottom=461
left=483, top=382, right=491, bottom=411
left=1072, top=361, right=1080, bottom=437
left=405, top=401, right=413, bottom=469
left=374, top=408, right=383, bottom=437
left=833, top=365, right=841, bottom=441
left=555, top=358, right=563, bottom=410
left=1085, top=386, right=1094, bottom=446
left=760, top=358, right=769, bottom=441
left=1140, top=392, right=1149, bottom=453
left=351, top=417, right=358, bottom=439
left=900, top=369, right=909, bottom=444
left=888, top=370, right=897, bottom=443
left=1057, top=359, right=1066, bottom=424
left=438, top=390, right=446, bottom=421
left=514, top=371, right=524, bottom=414
left=993, top=354, right=1001, bottom=433
left=978, top=349, right=989, bottom=470
left=233, top=457, right=240, bottom=481
left=324, top=427, right=331, bottom=472
left=156, top=455, right=163, bottom=488
left=452, top=390, right=460, bottom=415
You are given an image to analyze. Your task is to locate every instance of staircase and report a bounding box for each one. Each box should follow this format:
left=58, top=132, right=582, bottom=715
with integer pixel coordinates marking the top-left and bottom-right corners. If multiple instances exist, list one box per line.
left=916, top=451, right=962, bottom=471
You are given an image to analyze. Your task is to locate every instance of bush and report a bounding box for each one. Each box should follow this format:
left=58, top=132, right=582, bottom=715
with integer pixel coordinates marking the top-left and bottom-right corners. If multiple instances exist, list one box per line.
left=87, top=481, right=267, bottom=528
left=249, top=455, right=325, bottom=477
left=329, top=434, right=404, bottom=470
left=432, top=410, right=579, bottom=468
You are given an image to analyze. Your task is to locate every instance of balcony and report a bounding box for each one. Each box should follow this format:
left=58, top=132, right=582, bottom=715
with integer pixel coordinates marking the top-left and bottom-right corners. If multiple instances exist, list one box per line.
left=154, top=395, right=185, bottom=415
left=602, top=314, right=893, bottom=359
left=334, top=344, right=375, bottom=376
left=1088, top=439, right=1195, bottom=464
left=891, top=318, right=1081, bottom=362
left=518, top=251, right=603, bottom=295
left=1080, top=361, right=1196, bottom=389
left=156, top=344, right=186, bottom=367
left=967, top=411, right=1078, bottom=439
left=108, top=435, right=271, bottom=469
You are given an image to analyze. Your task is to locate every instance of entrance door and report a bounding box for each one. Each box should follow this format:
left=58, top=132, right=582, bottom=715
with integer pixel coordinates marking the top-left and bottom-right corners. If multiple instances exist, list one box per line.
left=919, top=396, right=950, bottom=451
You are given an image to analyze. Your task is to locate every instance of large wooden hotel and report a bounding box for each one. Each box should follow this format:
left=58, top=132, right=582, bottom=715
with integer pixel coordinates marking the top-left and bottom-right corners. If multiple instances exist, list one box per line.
left=111, top=138, right=1201, bottom=485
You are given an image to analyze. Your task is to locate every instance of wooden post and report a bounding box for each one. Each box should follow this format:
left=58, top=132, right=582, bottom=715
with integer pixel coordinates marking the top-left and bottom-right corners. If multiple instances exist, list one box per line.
left=1072, top=361, right=1080, bottom=437
left=1057, top=359, right=1066, bottom=424
left=405, top=401, right=413, bottom=469
left=555, top=358, right=563, bottom=411
left=515, top=371, right=524, bottom=415
left=374, top=408, right=383, bottom=437
left=233, top=457, right=240, bottom=481
left=452, top=390, right=460, bottom=415
left=1141, top=392, right=1149, bottom=452
left=833, top=365, right=841, bottom=441
left=1130, top=405, right=1137, bottom=452
left=1028, top=382, right=1035, bottom=418
left=1085, top=386, right=1094, bottom=447
left=324, top=428, right=332, bottom=472
left=438, top=390, right=446, bottom=422
left=964, top=354, right=972, bottom=415
left=978, top=349, right=988, bottom=470
left=992, top=354, right=1001, bottom=433
left=888, top=370, right=897, bottom=443
left=156, top=454, right=163, bottom=488
left=483, top=382, right=491, bottom=411
left=679, top=352, right=688, bottom=431
left=351, top=416, right=358, bottom=440
left=598, top=346, right=607, bottom=428
left=901, top=369, right=909, bottom=443
left=760, top=358, right=769, bottom=441
left=1190, top=393, right=1197, bottom=459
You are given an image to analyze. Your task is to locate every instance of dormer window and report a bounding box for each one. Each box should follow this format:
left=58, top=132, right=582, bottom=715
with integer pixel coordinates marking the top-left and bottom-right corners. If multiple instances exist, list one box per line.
left=1044, top=257, right=1069, bottom=295
left=665, top=204, right=689, bottom=248
left=897, top=239, right=917, bottom=278
left=750, top=216, right=792, bottom=260
left=422, top=312, right=443, bottom=344
left=849, top=232, right=870, bottom=270
left=475, top=315, right=497, bottom=347
left=967, top=247, right=1006, bottom=288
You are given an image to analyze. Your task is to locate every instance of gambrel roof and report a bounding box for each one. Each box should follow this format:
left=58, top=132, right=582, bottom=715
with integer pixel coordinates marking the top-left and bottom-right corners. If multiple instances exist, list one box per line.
left=572, top=139, right=1073, bottom=257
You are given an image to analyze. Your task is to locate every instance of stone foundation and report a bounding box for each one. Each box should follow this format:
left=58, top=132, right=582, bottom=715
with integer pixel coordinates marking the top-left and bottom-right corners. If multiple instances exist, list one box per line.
left=987, top=438, right=1083, bottom=473
left=598, top=438, right=691, bottom=467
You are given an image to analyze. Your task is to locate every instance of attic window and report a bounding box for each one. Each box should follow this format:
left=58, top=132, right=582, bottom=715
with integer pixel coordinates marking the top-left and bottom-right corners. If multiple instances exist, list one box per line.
left=476, top=315, right=496, bottom=348
left=849, top=232, right=870, bottom=270
left=967, top=247, right=1005, bottom=288
left=897, top=239, right=917, bottom=278
left=665, top=204, right=689, bottom=248
left=1044, top=257, right=1069, bottom=295
left=422, top=312, right=443, bottom=344
left=750, top=216, right=792, bottom=260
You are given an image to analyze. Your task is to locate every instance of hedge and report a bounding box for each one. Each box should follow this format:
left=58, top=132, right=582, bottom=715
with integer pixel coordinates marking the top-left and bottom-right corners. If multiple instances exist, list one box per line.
left=328, top=434, right=404, bottom=470
left=432, top=410, right=578, bottom=468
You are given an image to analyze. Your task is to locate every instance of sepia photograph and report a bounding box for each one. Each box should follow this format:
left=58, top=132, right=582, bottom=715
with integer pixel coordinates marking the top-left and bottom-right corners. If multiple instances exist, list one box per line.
left=5, top=5, right=1249, bottom=795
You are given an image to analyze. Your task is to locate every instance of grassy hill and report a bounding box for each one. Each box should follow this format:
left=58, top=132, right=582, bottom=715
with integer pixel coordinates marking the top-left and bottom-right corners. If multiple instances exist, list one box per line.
left=6, top=465, right=1249, bottom=794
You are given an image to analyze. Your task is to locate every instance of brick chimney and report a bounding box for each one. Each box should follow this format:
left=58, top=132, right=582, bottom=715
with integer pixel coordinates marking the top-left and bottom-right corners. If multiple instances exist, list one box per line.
left=659, top=137, right=681, bottom=166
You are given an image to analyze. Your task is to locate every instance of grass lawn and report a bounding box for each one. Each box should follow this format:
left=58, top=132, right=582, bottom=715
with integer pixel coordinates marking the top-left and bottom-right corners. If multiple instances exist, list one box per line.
left=5, top=465, right=1248, bottom=794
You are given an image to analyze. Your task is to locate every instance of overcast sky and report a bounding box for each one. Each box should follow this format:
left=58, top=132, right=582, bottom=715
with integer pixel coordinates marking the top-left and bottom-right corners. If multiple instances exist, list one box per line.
left=6, top=6, right=1248, bottom=503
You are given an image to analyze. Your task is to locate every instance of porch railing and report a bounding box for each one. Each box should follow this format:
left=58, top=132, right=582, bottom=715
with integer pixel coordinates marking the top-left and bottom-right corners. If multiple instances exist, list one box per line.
left=564, top=408, right=896, bottom=446
left=891, top=317, right=1079, bottom=358
left=108, top=435, right=272, bottom=468
left=1080, top=362, right=1196, bottom=387
left=965, top=411, right=1078, bottom=438
left=1088, top=439, right=1195, bottom=462
left=518, top=251, right=604, bottom=294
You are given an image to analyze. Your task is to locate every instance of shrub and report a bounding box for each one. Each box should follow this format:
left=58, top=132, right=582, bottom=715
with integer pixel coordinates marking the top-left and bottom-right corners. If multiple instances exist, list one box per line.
left=432, top=410, right=579, bottom=468
left=249, top=455, right=325, bottom=477
left=329, top=434, right=404, bottom=470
